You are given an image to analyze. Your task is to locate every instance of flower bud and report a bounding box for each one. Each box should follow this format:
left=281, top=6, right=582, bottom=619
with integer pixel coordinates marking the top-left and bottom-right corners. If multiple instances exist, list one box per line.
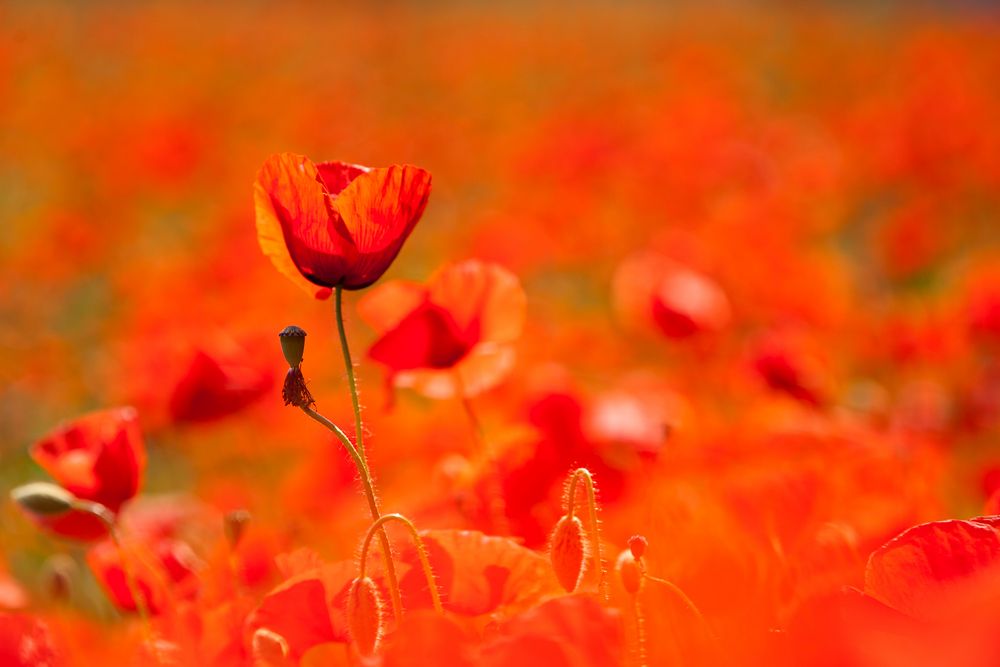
left=224, top=509, right=251, bottom=549
left=278, top=326, right=307, bottom=368
left=549, top=515, right=588, bottom=593
left=347, top=576, right=384, bottom=656
left=616, top=550, right=642, bottom=595
left=11, top=482, right=76, bottom=517
left=628, top=534, right=648, bottom=560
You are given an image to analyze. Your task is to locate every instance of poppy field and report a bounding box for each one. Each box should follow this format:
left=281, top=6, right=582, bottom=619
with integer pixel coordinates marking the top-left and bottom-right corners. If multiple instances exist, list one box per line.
left=3, top=2, right=1000, bottom=666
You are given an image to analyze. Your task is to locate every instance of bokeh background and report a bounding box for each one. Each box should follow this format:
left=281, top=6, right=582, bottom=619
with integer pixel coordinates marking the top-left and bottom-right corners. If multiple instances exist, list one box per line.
left=2, top=1, right=1000, bottom=662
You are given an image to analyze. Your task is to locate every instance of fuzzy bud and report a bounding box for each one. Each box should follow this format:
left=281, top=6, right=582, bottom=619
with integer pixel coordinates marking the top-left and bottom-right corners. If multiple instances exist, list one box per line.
left=278, top=326, right=307, bottom=368
left=616, top=550, right=643, bottom=594
left=549, top=515, right=588, bottom=593
left=11, top=482, right=76, bottom=517
left=224, top=509, right=251, bottom=549
left=347, top=576, right=384, bottom=656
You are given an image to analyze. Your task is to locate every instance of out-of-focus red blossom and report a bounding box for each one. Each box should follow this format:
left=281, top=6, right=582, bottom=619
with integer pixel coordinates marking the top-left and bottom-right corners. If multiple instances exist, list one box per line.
left=247, top=530, right=559, bottom=660
left=168, top=348, right=274, bottom=424
left=254, top=152, right=432, bottom=298
left=86, top=534, right=202, bottom=614
left=865, top=516, right=1000, bottom=620
left=359, top=259, right=526, bottom=398
left=613, top=252, right=730, bottom=339
left=27, top=407, right=145, bottom=540
left=0, top=613, right=58, bottom=667
left=750, top=331, right=829, bottom=407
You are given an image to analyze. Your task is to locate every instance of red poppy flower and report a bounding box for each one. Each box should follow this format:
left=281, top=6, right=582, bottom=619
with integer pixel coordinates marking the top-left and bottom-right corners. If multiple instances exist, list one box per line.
left=0, top=613, right=57, bottom=667
left=168, top=347, right=274, bottom=424
left=612, top=252, right=730, bottom=340
left=359, top=259, right=526, bottom=398
left=254, top=152, right=432, bottom=298
left=27, top=407, right=146, bottom=540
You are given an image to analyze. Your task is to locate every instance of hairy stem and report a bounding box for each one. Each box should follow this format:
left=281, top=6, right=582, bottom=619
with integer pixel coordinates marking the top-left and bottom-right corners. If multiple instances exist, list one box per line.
left=335, top=286, right=365, bottom=458
left=358, top=513, right=443, bottom=614
left=299, top=406, right=404, bottom=622
left=565, top=468, right=607, bottom=600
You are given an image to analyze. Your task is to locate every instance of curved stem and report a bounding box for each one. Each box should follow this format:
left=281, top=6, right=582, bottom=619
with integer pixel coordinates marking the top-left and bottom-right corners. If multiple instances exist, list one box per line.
left=643, top=574, right=714, bottom=635
left=299, top=405, right=403, bottom=622
left=358, top=513, right=443, bottom=614
left=335, top=286, right=365, bottom=458
left=564, top=468, right=607, bottom=600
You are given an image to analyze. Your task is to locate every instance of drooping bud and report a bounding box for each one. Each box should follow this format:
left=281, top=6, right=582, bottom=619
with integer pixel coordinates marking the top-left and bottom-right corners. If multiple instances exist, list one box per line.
left=281, top=366, right=315, bottom=409
left=549, top=515, right=588, bottom=593
left=628, top=534, right=648, bottom=560
left=252, top=627, right=290, bottom=666
left=224, top=509, right=251, bottom=550
left=11, top=482, right=76, bottom=517
left=278, top=326, right=307, bottom=368
left=616, top=550, right=643, bottom=594
left=347, top=576, right=384, bottom=656
left=41, top=554, right=78, bottom=602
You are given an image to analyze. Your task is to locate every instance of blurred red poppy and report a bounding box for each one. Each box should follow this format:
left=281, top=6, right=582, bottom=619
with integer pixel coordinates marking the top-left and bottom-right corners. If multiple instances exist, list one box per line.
left=254, top=152, right=432, bottom=298
left=168, top=348, right=274, bottom=424
left=612, top=252, right=730, bottom=340
left=28, top=407, right=146, bottom=540
left=359, top=259, right=526, bottom=398
left=0, top=613, right=57, bottom=667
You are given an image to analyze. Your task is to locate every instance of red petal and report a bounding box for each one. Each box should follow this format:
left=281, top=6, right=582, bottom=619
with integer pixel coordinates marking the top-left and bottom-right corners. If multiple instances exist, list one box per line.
left=481, top=595, right=625, bottom=667
left=393, top=529, right=559, bottom=616
left=254, top=152, right=350, bottom=296
left=865, top=517, right=1000, bottom=619
left=369, top=301, right=473, bottom=371
left=245, top=572, right=341, bottom=660
left=168, top=349, right=273, bottom=423
left=332, top=164, right=431, bottom=289
left=0, top=613, right=58, bottom=667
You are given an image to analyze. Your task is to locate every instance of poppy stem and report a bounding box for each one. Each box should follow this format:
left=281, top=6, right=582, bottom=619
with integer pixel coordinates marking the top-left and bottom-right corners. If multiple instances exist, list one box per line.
left=335, top=286, right=365, bottom=458
left=298, top=405, right=404, bottom=623
left=358, top=513, right=443, bottom=614
left=564, top=468, right=607, bottom=600
left=75, top=500, right=158, bottom=659
left=454, top=371, right=509, bottom=536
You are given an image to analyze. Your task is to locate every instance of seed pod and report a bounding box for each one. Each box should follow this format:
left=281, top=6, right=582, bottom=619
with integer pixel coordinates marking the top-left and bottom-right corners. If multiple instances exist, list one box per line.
left=616, top=550, right=642, bottom=595
left=347, top=576, right=384, bottom=656
left=277, top=326, right=307, bottom=368
left=11, top=482, right=76, bottom=516
left=549, top=515, right=588, bottom=592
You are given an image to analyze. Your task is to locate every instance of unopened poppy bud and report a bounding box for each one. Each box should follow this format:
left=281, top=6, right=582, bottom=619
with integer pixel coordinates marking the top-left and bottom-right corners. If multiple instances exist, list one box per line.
left=41, top=554, right=77, bottom=602
left=278, top=325, right=307, bottom=367
left=628, top=534, right=648, bottom=560
left=224, top=509, right=251, bottom=549
left=347, top=576, right=384, bottom=656
left=11, top=482, right=76, bottom=517
left=549, top=515, right=588, bottom=593
left=616, top=550, right=643, bottom=594
left=281, top=366, right=315, bottom=409
left=252, top=627, right=289, bottom=666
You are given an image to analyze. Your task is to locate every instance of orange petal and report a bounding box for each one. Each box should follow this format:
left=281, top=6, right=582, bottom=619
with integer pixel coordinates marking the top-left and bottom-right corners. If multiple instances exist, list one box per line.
left=333, top=164, right=432, bottom=289
left=428, top=260, right=526, bottom=343
left=357, top=280, right=428, bottom=332
left=254, top=153, right=335, bottom=300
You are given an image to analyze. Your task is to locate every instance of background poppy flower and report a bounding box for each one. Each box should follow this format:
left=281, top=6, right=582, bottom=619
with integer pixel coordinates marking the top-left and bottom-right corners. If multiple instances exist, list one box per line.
left=359, top=259, right=526, bottom=398
left=27, top=407, right=146, bottom=540
left=254, top=152, right=432, bottom=298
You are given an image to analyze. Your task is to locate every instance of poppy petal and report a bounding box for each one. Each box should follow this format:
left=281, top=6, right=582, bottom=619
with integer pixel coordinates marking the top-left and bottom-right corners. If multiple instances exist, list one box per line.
left=369, top=302, right=472, bottom=371
left=865, top=517, right=1000, bottom=619
left=254, top=153, right=345, bottom=298
left=357, top=280, right=428, bottom=333
left=332, top=164, right=431, bottom=289
left=428, top=260, right=526, bottom=344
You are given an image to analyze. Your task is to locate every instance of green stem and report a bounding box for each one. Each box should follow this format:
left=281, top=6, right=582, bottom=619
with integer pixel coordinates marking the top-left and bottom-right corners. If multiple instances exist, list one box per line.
left=299, top=405, right=403, bottom=622
left=335, top=285, right=365, bottom=458
left=358, top=513, right=443, bottom=614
